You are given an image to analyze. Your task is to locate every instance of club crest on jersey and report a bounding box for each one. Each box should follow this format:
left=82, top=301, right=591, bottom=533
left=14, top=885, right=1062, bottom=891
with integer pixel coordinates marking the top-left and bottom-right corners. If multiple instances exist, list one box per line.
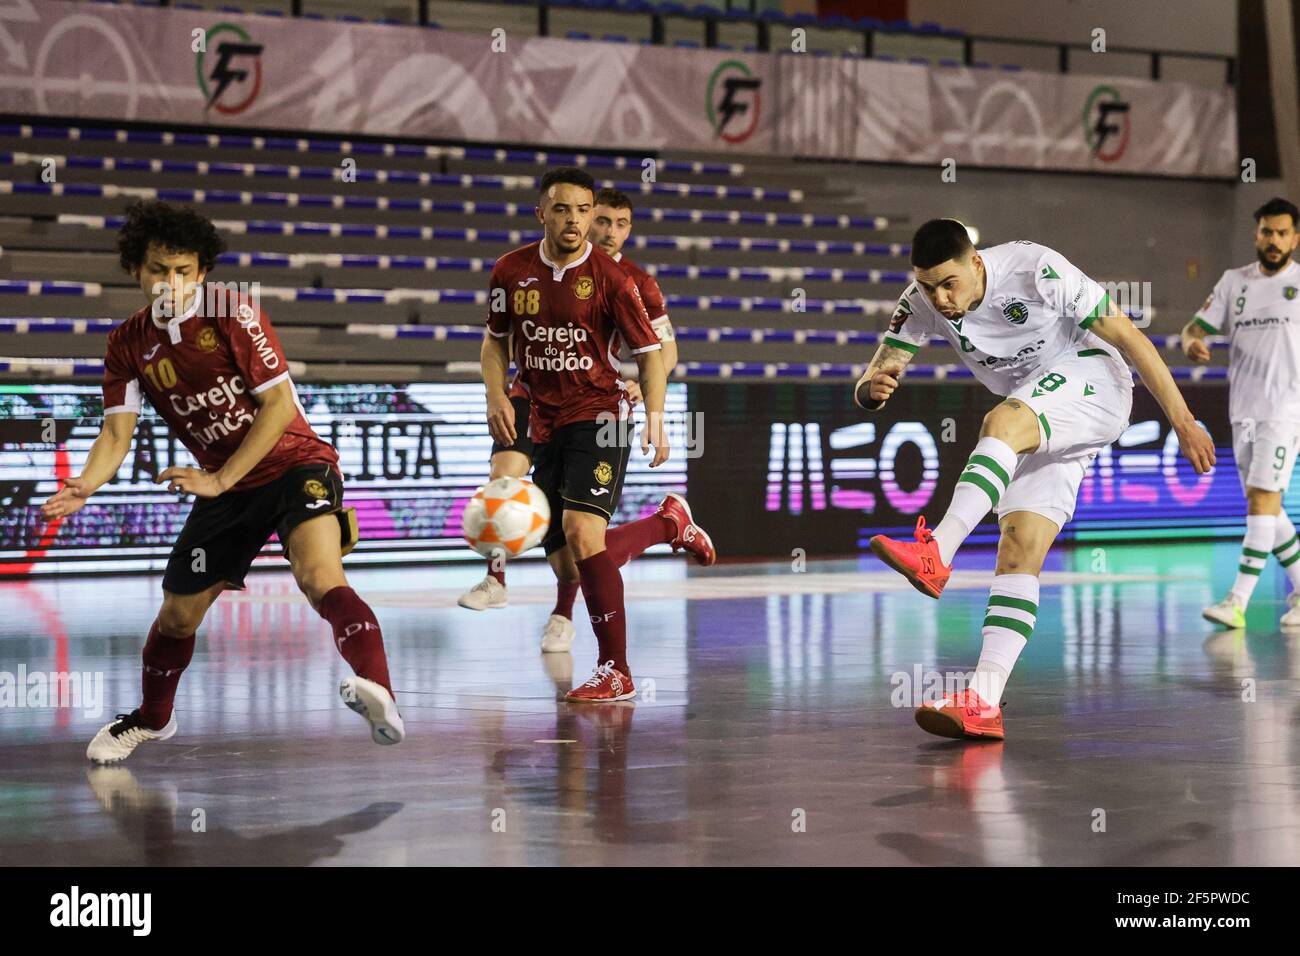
left=1285, top=286, right=1297, bottom=301
left=303, top=479, right=329, bottom=499
left=574, top=276, right=595, bottom=300
left=196, top=327, right=220, bottom=352
left=1002, top=300, right=1029, bottom=325
left=593, top=461, right=613, bottom=486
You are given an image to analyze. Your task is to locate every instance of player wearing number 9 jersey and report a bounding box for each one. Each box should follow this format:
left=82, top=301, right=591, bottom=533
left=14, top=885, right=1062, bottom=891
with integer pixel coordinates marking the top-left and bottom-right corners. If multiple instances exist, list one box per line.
left=40, top=200, right=403, bottom=763
left=855, top=219, right=1215, bottom=741
left=1183, top=197, right=1300, bottom=630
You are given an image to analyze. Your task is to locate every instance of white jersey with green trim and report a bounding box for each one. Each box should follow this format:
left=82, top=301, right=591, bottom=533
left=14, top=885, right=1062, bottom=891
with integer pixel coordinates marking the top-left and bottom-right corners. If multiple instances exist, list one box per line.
left=1192, top=259, right=1300, bottom=424
left=882, top=241, right=1131, bottom=397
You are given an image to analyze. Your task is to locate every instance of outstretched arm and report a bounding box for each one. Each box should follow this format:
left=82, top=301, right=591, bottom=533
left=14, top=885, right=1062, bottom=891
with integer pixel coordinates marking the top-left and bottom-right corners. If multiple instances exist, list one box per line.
left=41, top=411, right=137, bottom=518
left=1089, top=303, right=1216, bottom=474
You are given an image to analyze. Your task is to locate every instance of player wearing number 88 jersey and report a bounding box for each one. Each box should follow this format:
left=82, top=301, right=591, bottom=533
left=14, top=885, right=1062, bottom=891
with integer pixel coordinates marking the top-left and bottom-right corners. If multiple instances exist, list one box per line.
left=1183, top=198, right=1300, bottom=629
left=855, top=220, right=1214, bottom=741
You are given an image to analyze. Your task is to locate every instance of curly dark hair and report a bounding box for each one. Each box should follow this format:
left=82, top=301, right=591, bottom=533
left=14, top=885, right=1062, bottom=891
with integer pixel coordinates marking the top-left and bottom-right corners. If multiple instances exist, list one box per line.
left=116, top=199, right=226, bottom=275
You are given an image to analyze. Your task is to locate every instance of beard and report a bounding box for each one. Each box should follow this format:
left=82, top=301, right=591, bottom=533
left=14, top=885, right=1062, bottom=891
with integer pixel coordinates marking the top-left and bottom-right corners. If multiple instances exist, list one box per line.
left=1257, top=246, right=1292, bottom=271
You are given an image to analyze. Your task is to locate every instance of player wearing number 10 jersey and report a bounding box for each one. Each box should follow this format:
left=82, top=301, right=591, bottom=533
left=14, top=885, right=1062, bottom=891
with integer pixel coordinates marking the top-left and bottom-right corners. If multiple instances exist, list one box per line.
left=39, top=200, right=402, bottom=762
left=856, top=219, right=1215, bottom=741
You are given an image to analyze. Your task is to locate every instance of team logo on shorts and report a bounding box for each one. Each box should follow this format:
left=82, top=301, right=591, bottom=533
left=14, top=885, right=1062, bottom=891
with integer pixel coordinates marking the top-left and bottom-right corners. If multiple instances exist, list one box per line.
left=303, top=479, right=329, bottom=500
left=1002, top=300, right=1029, bottom=325
left=593, top=461, right=613, bottom=486
left=196, top=327, right=220, bottom=352
left=574, top=276, right=594, bottom=300
left=1285, top=286, right=1297, bottom=301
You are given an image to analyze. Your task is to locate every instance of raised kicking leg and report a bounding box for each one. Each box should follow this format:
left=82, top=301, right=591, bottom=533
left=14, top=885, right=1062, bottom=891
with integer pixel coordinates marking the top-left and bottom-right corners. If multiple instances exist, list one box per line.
left=870, top=397, right=1040, bottom=597
left=289, top=512, right=403, bottom=745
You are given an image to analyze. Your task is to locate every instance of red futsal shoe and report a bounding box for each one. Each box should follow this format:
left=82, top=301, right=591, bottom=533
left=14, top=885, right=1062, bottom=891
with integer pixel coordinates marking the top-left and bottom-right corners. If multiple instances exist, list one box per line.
left=565, top=661, right=636, bottom=703
left=657, top=493, right=717, bottom=567
left=869, top=515, right=951, bottom=598
left=915, top=689, right=1004, bottom=740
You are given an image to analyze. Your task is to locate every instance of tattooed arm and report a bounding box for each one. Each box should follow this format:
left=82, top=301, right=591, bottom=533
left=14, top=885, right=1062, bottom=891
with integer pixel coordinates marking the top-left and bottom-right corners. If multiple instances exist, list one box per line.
left=853, top=342, right=917, bottom=411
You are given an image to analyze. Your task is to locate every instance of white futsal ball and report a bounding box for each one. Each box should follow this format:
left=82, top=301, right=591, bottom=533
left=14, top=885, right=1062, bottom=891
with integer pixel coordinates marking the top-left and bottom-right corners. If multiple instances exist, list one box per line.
left=461, top=477, right=551, bottom=559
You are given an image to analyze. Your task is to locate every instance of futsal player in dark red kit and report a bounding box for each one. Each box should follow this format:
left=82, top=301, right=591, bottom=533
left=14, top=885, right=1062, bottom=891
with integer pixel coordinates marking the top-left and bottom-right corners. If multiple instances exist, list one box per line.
left=40, top=200, right=403, bottom=762
left=481, top=167, right=713, bottom=701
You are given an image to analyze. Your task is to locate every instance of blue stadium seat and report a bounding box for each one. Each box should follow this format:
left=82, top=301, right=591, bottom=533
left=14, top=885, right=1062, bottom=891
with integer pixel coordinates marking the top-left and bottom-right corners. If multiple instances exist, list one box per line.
left=907, top=57, right=929, bottom=65
left=1000, top=63, right=1024, bottom=71
left=971, top=61, right=993, bottom=69
left=567, top=31, right=592, bottom=40
left=602, top=34, right=629, bottom=42
left=939, top=58, right=961, bottom=68
left=673, top=39, right=701, bottom=47
left=854, top=17, right=884, bottom=30
left=875, top=53, right=897, bottom=62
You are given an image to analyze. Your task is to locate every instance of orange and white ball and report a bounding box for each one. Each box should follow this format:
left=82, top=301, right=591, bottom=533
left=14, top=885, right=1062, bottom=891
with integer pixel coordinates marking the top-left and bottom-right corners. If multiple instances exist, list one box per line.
left=461, top=477, right=551, bottom=559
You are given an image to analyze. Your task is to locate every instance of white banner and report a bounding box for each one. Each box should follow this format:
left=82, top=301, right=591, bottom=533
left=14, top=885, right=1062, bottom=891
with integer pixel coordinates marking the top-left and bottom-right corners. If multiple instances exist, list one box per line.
left=0, top=0, right=1236, bottom=177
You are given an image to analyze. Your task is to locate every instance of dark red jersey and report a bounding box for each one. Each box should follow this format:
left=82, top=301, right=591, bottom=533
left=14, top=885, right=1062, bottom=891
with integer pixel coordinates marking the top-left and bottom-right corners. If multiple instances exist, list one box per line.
left=102, top=284, right=337, bottom=491
left=486, top=240, right=660, bottom=443
left=613, top=253, right=669, bottom=328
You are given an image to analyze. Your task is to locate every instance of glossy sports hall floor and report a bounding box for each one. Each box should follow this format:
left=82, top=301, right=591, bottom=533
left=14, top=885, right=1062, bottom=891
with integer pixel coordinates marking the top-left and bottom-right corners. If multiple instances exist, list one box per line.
left=2, top=539, right=1297, bottom=867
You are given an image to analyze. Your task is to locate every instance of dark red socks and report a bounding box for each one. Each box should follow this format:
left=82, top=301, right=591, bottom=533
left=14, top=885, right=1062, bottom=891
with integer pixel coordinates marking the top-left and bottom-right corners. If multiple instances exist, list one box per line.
left=577, top=550, right=629, bottom=677
left=605, top=513, right=675, bottom=569
left=139, top=619, right=195, bottom=730
left=552, top=579, right=580, bottom=620
left=318, top=586, right=394, bottom=699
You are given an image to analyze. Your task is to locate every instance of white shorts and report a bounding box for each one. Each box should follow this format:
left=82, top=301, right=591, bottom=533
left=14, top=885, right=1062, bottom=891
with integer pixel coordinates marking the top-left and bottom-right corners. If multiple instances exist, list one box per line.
left=1232, top=419, right=1300, bottom=494
left=997, top=353, right=1133, bottom=528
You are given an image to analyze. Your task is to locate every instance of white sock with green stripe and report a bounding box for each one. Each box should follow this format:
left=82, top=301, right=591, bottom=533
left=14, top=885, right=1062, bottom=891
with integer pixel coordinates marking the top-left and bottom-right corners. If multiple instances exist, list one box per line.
left=972, top=573, right=1038, bottom=706
left=1230, top=515, right=1276, bottom=604
left=933, top=437, right=1018, bottom=565
left=1272, top=513, right=1300, bottom=589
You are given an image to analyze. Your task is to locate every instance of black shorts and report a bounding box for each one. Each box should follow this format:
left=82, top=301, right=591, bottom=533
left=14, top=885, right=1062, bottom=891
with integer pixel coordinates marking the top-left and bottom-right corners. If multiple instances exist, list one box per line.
left=490, top=395, right=535, bottom=459
left=161, top=463, right=358, bottom=595
left=531, top=418, right=634, bottom=555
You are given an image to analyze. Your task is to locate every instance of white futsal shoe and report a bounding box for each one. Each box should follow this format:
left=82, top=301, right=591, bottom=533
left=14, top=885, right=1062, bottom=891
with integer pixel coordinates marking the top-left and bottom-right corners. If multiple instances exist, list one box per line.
left=340, top=676, right=405, bottom=745
left=86, top=711, right=178, bottom=764
left=458, top=575, right=507, bottom=610
left=1281, top=593, right=1300, bottom=629
left=540, top=613, right=576, bottom=653
left=1202, top=593, right=1247, bottom=629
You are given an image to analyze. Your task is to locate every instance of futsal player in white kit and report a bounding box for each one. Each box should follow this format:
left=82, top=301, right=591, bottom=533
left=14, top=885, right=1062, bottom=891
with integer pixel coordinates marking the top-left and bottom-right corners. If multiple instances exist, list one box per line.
left=1185, top=198, right=1300, bottom=630
left=857, top=219, right=1215, bottom=741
